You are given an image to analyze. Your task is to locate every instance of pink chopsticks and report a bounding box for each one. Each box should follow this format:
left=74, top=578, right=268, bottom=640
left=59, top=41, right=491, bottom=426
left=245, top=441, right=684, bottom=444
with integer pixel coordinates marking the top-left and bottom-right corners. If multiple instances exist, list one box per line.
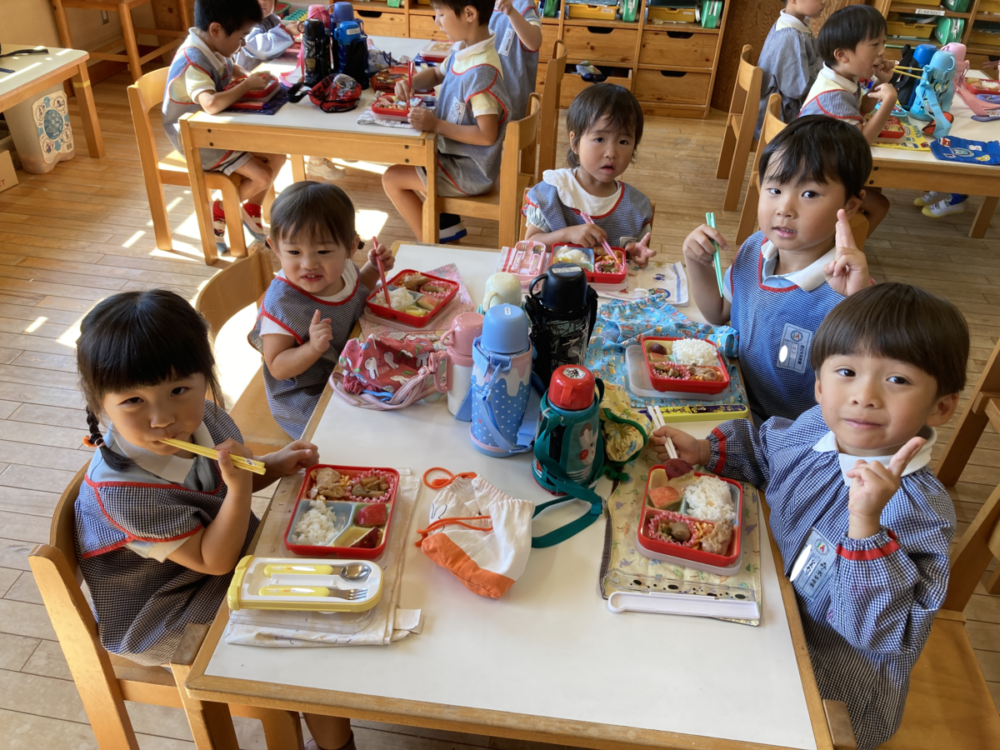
left=373, top=235, right=390, bottom=306
left=580, top=212, right=623, bottom=272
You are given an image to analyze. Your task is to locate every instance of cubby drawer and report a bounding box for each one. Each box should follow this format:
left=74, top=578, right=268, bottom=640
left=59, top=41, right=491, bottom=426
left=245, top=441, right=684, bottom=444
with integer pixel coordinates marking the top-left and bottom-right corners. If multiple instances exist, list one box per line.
left=356, top=10, right=406, bottom=37
left=409, top=14, right=449, bottom=41
left=538, top=23, right=562, bottom=60
left=562, top=25, right=638, bottom=64
left=634, top=68, right=711, bottom=105
left=539, top=65, right=633, bottom=107
left=639, top=30, right=717, bottom=68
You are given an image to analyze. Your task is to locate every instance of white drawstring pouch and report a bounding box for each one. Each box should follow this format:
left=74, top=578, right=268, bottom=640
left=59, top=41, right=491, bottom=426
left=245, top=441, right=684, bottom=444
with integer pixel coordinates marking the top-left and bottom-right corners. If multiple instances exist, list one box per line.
left=416, top=476, right=532, bottom=598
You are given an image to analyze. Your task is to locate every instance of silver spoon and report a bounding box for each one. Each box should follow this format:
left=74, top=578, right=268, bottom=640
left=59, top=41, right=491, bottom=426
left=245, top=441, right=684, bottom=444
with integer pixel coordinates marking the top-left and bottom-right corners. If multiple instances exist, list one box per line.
left=337, top=563, right=372, bottom=581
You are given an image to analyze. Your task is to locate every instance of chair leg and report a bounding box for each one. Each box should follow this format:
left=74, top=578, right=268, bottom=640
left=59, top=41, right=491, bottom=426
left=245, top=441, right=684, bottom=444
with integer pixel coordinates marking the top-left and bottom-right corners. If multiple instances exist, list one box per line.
left=262, top=184, right=276, bottom=225
left=723, top=133, right=754, bottom=212
left=220, top=181, right=248, bottom=258
left=52, top=0, right=75, bottom=49
left=118, top=2, right=144, bottom=82
left=716, top=120, right=737, bottom=180
left=248, top=708, right=304, bottom=750
left=290, top=155, right=306, bottom=183
left=171, top=625, right=240, bottom=750
left=736, top=180, right=759, bottom=245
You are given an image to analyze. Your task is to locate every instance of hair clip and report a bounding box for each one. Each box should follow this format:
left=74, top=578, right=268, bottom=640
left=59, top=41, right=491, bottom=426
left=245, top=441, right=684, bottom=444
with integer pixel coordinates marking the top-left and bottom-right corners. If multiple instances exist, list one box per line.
left=82, top=435, right=105, bottom=448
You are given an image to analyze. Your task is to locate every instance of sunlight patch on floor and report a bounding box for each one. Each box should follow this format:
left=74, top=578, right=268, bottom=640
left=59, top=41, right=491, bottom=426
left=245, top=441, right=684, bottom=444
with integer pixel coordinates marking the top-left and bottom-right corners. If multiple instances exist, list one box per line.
left=24, top=317, right=46, bottom=333
left=357, top=209, right=389, bottom=240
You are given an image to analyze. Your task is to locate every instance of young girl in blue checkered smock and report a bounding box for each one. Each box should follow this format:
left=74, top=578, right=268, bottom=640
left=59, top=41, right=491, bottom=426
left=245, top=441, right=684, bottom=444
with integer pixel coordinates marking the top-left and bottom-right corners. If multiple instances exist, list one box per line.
left=489, top=0, right=543, bottom=121
left=523, top=84, right=655, bottom=267
left=683, top=116, right=872, bottom=424
left=248, top=181, right=394, bottom=439
left=652, top=283, right=968, bottom=750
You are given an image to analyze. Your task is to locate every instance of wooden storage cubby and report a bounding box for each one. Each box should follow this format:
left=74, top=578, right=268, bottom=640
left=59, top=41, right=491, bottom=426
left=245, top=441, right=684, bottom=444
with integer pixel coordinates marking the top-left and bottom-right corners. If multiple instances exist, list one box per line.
left=874, top=0, right=1000, bottom=62
left=351, top=0, right=728, bottom=118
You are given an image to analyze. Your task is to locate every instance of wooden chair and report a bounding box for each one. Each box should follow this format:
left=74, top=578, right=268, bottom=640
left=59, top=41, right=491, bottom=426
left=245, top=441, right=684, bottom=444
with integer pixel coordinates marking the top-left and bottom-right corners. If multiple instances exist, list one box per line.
left=436, top=93, right=542, bottom=250
left=52, top=0, right=190, bottom=83
left=28, top=466, right=303, bottom=750
left=535, top=40, right=568, bottom=182
left=734, top=93, right=870, bottom=252
left=716, top=45, right=762, bottom=213
left=195, top=246, right=291, bottom=454
left=128, top=68, right=272, bottom=263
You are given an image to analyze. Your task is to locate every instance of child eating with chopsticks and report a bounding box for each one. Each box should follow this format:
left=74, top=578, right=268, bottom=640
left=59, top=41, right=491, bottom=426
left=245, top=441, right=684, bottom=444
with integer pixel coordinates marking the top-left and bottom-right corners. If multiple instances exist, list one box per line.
left=653, top=282, right=966, bottom=750
left=74, top=288, right=357, bottom=750
left=249, top=181, right=393, bottom=439
left=683, top=115, right=871, bottom=424
left=522, top=84, right=655, bottom=266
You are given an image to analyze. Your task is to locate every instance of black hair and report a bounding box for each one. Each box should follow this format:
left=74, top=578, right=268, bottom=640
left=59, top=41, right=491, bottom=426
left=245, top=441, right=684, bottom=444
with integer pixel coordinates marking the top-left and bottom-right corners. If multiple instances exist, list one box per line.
left=194, top=0, right=263, bottom=35
left=811, top=283, right=969, bottom=398
left=758, top=115, right=871, bottom=200
left=268, top=181, right=357, bottom=251
left=817, top=4, right=887, bottom=67
left=565, top=83, right=644, bottom=168
left=76, top=290, right=223, bottom=471
left=429, top=0, right=494, bottom=27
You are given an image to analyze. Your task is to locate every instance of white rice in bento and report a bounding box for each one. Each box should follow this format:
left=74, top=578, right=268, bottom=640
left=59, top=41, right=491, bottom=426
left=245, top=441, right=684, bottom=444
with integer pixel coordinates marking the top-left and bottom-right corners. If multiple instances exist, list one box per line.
left=683, top=476, right=735, bottom=523
left=293, top=500, right=343, bottom=545
left=671, top=339, right=718, bottom=366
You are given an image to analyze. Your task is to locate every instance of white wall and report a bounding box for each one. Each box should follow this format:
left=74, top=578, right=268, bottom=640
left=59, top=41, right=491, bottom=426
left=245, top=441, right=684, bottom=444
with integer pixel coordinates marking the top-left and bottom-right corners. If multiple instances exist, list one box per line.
left=0, top=0, right=155, bottom=56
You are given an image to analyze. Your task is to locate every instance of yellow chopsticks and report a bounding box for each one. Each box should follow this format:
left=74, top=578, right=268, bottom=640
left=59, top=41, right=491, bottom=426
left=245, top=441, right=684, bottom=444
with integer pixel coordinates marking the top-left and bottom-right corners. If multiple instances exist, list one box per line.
left=159, top=438, right=267, bottom=474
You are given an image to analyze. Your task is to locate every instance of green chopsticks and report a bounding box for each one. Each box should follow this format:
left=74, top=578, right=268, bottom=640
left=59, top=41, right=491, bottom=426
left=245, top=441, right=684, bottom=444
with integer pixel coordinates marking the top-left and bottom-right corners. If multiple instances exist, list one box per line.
left=706, top=212, right=725, bottom=298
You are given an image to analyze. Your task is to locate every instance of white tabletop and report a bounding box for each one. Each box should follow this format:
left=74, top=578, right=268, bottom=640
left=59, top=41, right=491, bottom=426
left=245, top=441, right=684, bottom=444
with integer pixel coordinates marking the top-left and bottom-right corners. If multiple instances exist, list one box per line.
left=872, top=70, right=1000, bottom=164
left=204, top=245, right=817, bottom=749
left=0, top=45, right=88, bottom=100
left=191, top=37, right=432, bottom=137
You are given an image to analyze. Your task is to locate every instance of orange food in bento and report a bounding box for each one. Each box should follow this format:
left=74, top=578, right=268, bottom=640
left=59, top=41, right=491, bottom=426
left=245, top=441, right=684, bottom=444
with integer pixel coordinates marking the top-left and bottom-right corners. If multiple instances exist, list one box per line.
left=649, top=486, right=680, bottom=509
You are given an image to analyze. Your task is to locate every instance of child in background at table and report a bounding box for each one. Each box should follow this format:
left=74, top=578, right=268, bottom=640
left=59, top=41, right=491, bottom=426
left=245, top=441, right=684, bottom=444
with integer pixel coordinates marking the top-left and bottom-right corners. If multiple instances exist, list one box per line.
left=233, top=0, right=293, bottom=71
left=683, top=115, right=871, bottom=423
left=653, top=282, right=966, bottom=750
left=382, top=0, right=512, bottom=243
left=490, top=0, right=543, bottom=120
left=800, top=4, right=894, bottom=232
left=522, top=84, right=655, bottom=266
left=162, top=0, right=287, bottom=251
left=249, top=181, right=393, bottom=439
left=754, top=0, right=826, bottom=137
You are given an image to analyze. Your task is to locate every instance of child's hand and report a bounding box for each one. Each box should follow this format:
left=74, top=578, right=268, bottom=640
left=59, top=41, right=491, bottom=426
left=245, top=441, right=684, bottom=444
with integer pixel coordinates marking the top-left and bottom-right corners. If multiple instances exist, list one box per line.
left=868, top=82, right=897, bottom=106
left=845, top=437, right=925, bottom=539
left=246, top=72, right=269, bottom=91
left=683, top=224, right=728, bottom=268
left=874, top=60, right=896, bottom=84
left=565, top=222, right=607, bottom=248
left=824, top=209, right=870, bottom=296
left=650, top=425, right=709, bottom=466
left=265, top=440, right=319, bottom=477
left=394, top=79, right=411, bottom=100
left=308, top=310, right=333, bottom=354
left=624, top=232, right=654, bottom=267
left=408, top=105, right=437, bottom=133
left=216, top=439, right=254, bottom=499
left=368, top=240, right=394, bottom=273
left=496, top=0, right=516, bottom=15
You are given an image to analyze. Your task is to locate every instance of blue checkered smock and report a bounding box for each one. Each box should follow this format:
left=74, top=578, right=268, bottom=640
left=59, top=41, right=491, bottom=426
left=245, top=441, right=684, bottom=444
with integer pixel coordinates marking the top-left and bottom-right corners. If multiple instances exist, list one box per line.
left=75, top=405, right=259, bottom=667
left=707, top=406, right=954, bottom=750
left=489, top=0, right=541, bottom=121
left=248, top=271, right=369, bottom=439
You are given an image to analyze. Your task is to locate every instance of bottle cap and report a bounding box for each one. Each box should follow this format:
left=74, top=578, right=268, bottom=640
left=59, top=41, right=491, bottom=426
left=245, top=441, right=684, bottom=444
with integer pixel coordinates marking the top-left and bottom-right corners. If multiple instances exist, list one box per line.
left=548, top=365, right=595, bottom=411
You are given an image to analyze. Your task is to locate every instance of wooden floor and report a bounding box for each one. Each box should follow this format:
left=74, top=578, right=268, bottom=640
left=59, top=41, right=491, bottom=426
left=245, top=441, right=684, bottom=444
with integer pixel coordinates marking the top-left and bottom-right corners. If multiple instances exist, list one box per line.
left=0, top=67, right=997, bottom=749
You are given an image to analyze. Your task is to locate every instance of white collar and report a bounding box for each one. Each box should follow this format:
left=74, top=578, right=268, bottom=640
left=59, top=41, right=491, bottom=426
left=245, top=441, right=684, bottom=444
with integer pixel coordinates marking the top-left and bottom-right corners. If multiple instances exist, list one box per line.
left=186, top=28, right=229, bottom=69
left=760, top=240, right=835, bottom=292
left=776, top=11, right=811, bottom=35
left=454, top=34, right=496, bottom=61
left=110, top=421, right=215, bottom=484
left=542, top=168, right=623, bottom=218
left=812, top=426, right=936, bottom=485
left=818, top=64, right=859, bottom=94
left=277, top=261, right=356, bottom=302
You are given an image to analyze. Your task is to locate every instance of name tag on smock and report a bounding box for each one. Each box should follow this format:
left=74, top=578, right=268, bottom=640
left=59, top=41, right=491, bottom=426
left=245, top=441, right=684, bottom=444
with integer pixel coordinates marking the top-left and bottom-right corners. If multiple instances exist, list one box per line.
left=449, top=98, right=467, bottom=123
left=790, top=527, right=835, bottom=601
left=777, top=322, right=812, bottom=374
left=499, top=28, right=515, bottom=57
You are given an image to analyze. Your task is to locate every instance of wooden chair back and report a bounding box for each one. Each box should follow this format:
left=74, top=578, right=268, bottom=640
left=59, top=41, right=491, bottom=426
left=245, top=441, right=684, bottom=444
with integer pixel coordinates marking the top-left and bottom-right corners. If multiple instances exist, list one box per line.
left=716, top=45, right=762, bottom=212
left=196, top=247, right=275, bottom=341
left=536, top=40, right=568, bottom=181
left=736, top=93, right=783, bottom=244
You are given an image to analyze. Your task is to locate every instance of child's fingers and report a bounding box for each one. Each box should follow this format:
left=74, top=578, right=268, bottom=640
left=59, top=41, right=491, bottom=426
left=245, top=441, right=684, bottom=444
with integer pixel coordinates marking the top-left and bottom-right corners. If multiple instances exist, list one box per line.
left=703, top=226, right=728, bottom=252
left=311, top=309, right=321, bottom=325
left=888, top=437, right=925, bottom=477
left=835, top=210, right=856, bottom=251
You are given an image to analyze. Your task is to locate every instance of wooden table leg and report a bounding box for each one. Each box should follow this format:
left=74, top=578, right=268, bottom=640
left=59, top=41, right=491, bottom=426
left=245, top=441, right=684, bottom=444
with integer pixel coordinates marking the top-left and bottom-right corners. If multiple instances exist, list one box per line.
left=422, top=134, right=438, bottom=244
left=180, top=115, right=219, bottom=265
left=171, top=624, right=240, bottom=750
left=290, top=154, right=306, bottom=183
left=72, top=62, right=105, bottom=159
left=118, top=1, right=144, bottom=82
left=970, top=196, right=998, bottom=239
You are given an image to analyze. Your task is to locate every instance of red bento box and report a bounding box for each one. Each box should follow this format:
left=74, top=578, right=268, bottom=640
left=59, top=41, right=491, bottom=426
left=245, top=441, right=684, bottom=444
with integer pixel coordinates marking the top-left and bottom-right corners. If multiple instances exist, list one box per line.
left=640, top=336, right=731, bottom=395
left=365, top=269, right=459, bottom=328
left=552, top=243, right=627, bottom=285
left=284, top=465, right=399, bottom=559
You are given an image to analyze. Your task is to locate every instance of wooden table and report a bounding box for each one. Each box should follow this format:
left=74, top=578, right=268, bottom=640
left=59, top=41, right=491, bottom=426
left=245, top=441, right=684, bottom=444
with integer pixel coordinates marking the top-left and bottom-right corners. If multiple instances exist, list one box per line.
left=0, top=45, right=104, bottom=159
left=181, top=243, right=836, bottom=750
left=179, top=37, right=439, bottom=263
left=870, top=72, right=1000, bottom=238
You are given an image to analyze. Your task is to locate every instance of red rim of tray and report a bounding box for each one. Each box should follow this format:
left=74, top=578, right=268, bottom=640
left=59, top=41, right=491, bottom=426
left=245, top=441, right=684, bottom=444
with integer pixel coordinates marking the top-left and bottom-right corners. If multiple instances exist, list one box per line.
left=366, top=269, right=459, bottom=328
left=284, top=464, right=400, bottom=559
left=420, top=41, right=453, bottom=63
left=965, top=78, right=1000, bottom=95
left=879, top=116, right=904, bottom=139
left=372, top=94, right=410, bottom=121
left=554, top=242, right=627, bottom=285
left=640, top=336, right=731, bottom=395
left=636, top=468, right=743, bottom=568
left=370, top=65, right=410, bottom=92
